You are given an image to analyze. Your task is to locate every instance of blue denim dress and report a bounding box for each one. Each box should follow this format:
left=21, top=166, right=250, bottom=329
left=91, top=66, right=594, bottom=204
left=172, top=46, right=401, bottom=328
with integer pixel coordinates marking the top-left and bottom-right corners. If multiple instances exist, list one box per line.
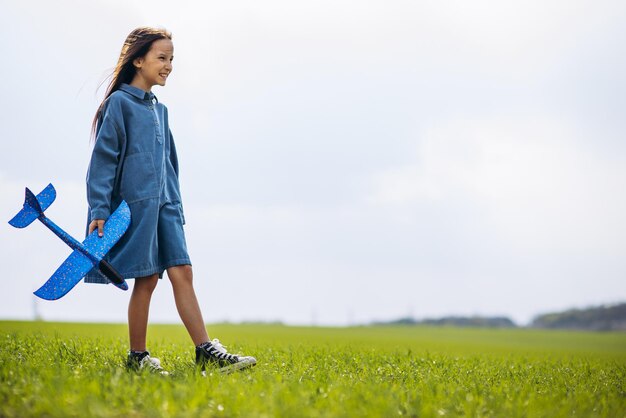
left=84, top=84, right=191, bottom=283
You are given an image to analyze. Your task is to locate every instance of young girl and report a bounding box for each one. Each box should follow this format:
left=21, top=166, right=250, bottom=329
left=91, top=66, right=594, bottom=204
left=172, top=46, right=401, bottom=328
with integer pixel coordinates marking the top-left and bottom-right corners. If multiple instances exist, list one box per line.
left=85, top=27, right=255, bottom=374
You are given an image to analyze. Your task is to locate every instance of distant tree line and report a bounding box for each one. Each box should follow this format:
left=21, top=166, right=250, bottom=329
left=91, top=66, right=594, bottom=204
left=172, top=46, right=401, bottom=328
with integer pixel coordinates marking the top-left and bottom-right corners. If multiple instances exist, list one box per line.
left=531, top=303, right=626, bottom=331
left=370, top=303, right=626, bottom=331
left=371, top=316, right=517, bottom=328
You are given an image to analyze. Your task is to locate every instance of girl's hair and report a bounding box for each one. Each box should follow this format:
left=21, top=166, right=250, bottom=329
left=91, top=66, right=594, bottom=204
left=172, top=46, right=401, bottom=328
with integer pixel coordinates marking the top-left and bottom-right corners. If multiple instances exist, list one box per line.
left=91, top=27, right=172, bottom=139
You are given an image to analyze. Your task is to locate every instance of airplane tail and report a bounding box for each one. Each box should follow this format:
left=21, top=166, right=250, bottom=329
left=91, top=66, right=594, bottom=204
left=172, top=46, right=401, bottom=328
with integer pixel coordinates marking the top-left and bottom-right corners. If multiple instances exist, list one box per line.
left=8, top=184, right=56, bottom=228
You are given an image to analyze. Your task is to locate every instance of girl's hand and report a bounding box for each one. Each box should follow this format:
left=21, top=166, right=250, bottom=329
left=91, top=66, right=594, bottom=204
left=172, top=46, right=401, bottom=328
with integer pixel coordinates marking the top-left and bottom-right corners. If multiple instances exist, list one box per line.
left=89, top=219, right=105, bottom=237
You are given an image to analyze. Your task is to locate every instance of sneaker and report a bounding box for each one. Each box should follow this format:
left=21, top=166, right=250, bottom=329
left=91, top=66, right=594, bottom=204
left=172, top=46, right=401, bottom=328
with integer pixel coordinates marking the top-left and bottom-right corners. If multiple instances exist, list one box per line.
left=127, top=351, right=169, bottom=375
left=196, top=339, right=256, bottom=374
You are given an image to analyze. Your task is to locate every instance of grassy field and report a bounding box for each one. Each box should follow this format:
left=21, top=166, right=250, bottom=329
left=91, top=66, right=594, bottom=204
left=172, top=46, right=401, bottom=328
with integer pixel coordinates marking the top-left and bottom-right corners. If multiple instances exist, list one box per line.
left=0, top=321, right=624, bottom=417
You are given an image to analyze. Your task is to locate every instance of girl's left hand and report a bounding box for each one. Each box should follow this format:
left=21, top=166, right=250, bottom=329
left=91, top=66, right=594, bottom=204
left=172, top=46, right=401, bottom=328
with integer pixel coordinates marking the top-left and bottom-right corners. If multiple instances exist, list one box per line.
left=88, top=219, right=105, bottom=237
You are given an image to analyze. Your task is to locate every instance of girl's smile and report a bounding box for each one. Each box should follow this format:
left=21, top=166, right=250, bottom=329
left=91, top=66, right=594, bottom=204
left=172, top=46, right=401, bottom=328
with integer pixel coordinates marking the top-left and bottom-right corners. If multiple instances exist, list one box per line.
left=131, top=39, right=174, bottom=92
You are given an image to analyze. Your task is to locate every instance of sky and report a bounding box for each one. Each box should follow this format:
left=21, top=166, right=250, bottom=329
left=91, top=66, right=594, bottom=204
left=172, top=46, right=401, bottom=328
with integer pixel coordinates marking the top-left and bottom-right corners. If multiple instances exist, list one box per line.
left=1, top=0, right=625, bottom=326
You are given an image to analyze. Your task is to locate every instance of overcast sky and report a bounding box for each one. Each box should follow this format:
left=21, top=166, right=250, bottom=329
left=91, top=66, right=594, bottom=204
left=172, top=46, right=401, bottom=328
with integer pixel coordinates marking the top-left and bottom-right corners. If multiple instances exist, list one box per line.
left=1, top=0, right=625, bottom=326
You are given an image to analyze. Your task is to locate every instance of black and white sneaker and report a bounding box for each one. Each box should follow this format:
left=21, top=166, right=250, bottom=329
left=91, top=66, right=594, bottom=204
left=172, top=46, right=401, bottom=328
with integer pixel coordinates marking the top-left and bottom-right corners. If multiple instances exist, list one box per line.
left=196, top=339, right=256, bottom=375
left=127, top=351, right=169, bottom=375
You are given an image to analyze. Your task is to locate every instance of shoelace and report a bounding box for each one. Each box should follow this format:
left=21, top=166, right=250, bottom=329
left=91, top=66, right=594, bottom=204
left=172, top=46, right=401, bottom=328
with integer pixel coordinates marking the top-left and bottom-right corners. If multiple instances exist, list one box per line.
left=209, top=339, right=239, bottom=362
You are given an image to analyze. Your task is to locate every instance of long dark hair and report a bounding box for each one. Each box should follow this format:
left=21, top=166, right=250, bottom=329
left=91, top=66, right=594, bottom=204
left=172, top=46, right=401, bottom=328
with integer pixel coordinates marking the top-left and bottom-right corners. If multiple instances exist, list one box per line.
left=91, top=27, right=172, bottom=139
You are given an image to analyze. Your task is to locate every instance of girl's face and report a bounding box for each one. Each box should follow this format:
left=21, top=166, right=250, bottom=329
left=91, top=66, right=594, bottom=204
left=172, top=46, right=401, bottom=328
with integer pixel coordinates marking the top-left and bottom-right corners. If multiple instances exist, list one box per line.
left=131, top=39, right=174, bottom=91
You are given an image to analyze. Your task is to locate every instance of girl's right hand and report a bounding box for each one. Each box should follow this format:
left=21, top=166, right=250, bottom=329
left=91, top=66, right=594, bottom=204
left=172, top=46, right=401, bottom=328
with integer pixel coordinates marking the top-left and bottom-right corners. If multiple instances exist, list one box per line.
left=88, top=219, right=105, bottom=237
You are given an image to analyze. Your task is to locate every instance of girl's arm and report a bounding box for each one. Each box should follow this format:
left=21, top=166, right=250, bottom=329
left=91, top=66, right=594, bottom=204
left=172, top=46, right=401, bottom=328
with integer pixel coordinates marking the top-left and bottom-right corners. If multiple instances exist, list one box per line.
left=168, top=128, right=179, bottom=178
left=168, top=128, right=186, bottom=225
left=87, top=115, right=124, bottom=222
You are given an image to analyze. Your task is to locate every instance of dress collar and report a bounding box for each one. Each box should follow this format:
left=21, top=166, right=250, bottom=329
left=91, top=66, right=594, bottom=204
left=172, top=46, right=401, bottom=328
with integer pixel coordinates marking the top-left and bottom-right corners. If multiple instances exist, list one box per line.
left=119, top=83, right=158, bottom=102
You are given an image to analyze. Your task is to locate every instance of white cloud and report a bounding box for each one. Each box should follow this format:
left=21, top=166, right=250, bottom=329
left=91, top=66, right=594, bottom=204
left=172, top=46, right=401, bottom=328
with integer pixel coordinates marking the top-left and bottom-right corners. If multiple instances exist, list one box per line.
left=370, top=115, right=626, bottom=256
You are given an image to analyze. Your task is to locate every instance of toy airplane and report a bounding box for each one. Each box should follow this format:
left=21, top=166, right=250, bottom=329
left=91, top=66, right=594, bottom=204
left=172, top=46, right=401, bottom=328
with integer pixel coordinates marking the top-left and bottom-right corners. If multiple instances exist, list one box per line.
left=8, top=183, right=130, bottom=300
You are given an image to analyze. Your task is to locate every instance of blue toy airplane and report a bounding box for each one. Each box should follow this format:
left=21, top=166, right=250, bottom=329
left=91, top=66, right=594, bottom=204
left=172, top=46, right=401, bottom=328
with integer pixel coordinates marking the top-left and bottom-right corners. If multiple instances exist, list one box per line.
left=8, top=183, right=130, bottom=300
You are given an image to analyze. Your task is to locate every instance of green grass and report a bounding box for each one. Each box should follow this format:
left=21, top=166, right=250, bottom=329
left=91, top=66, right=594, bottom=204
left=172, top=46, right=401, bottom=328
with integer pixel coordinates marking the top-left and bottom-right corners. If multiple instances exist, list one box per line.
left=0, top=321, right=624, bottom=417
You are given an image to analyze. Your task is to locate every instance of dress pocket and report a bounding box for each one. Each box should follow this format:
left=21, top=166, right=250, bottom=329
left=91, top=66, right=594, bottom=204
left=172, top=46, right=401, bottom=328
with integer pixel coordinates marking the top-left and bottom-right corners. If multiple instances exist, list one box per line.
left=120, top=152, right=159, bottom=203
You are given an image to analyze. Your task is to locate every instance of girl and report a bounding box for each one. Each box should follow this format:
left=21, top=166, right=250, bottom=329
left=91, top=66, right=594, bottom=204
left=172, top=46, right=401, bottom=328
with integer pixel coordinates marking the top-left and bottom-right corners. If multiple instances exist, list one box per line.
left=86, top=27, right=255, bottom=374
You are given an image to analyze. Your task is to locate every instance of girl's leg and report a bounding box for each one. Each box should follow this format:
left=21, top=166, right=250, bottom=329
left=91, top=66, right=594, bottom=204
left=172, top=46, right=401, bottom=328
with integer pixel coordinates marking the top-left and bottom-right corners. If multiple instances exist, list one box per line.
left=128, top=274, right=159, bottom=351
left=167, top=265, right=209, bottom=345
left=168, top=265, right=257, bottom=371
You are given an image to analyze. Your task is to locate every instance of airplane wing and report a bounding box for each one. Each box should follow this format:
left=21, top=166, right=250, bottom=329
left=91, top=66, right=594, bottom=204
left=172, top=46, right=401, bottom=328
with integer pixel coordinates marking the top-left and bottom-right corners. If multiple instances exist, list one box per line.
left=34, top=250, right=95, bottom=300
left=33, top=201, right=131, bottom=300
left=82, top=201, right=131, bottom=258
